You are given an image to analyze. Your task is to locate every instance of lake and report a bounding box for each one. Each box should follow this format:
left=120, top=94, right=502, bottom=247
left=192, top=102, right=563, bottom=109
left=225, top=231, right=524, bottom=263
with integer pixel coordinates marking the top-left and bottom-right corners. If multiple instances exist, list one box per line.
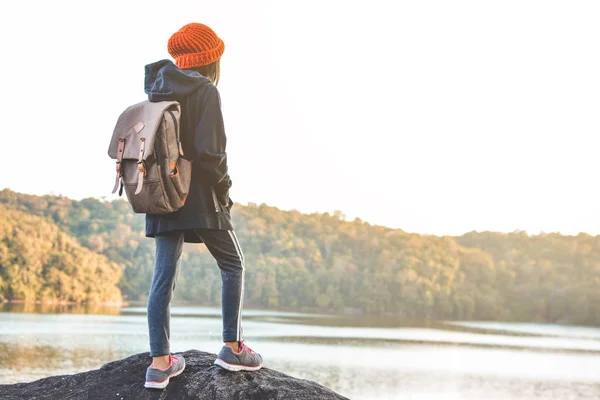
left=0, top=303, right=599, bottom=399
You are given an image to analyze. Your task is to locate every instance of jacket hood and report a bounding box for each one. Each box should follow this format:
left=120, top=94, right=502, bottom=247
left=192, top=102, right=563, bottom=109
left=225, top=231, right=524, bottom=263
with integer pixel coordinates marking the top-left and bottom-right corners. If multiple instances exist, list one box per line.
left=144, top=59, right=211, bottom=102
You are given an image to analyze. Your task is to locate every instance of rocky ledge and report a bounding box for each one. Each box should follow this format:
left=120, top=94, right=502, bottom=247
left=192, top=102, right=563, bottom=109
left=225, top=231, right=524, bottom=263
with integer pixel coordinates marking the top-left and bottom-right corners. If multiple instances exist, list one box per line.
left=0, top=350, right=349, bottom=400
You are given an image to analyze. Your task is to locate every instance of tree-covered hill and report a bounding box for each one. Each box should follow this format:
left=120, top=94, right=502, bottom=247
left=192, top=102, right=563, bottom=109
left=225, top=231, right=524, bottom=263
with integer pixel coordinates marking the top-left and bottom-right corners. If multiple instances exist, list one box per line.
left=0, top=203, right=122, bottom=304
left=1, top=189, right=599, bottom=326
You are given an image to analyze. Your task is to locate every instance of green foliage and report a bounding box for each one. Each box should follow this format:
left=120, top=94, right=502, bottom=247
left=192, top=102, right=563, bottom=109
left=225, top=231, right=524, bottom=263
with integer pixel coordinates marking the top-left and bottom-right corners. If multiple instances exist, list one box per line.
left=1, top=189, right=600, bottom=326
left=0, top=203, right=122, bottom=304
left=457, top=231, right=600, bottom=325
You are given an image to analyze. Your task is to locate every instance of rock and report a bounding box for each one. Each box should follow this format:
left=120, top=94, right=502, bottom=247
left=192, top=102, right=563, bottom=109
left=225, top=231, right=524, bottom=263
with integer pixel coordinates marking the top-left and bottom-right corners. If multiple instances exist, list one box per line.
left=0, top=350, right=349, bottom=400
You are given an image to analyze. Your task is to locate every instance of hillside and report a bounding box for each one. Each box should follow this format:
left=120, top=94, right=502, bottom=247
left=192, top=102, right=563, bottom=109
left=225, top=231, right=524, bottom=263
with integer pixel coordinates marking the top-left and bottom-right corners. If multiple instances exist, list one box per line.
left=0, top=203, right=122, bottom=304
left=1, top=189, right=599, bottom=325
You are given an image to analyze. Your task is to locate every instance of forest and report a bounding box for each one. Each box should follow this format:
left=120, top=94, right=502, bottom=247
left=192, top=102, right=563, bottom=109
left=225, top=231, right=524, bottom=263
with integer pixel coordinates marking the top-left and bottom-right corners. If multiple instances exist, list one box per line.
left=0, top=188, right=599, bottom=326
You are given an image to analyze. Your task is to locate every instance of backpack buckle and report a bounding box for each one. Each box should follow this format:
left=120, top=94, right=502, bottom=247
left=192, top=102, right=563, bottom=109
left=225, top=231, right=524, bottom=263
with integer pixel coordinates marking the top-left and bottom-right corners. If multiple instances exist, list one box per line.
left=137, top=160, right=147, bottom=176
left=111, top=139, right=126, bottom=195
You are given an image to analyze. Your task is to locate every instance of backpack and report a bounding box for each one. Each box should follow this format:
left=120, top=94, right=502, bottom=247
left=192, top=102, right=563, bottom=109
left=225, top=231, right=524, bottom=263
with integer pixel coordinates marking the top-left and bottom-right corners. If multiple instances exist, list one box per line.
left=107, top=100, right=192, bottom=214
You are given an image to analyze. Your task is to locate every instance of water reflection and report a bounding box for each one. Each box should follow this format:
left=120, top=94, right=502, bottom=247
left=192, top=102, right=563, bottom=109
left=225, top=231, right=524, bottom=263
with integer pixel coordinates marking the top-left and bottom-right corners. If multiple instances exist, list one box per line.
left=447, top=320, right=600, bottom=340
left=0, top=341, right=123, bottom=374
left=1, top=302, right=122, bottom=316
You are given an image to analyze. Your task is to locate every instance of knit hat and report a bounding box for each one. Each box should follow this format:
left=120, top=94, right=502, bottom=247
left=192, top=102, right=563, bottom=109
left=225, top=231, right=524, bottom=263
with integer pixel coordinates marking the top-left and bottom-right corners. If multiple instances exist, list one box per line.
left=168, top=23, right=225, bottom=69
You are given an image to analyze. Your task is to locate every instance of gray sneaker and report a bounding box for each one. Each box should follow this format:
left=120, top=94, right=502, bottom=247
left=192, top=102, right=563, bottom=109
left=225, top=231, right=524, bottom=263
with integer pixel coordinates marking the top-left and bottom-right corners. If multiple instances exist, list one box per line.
left=144, top=354, right=186, bottom=389
left=214, top=341, right=263, bottom=371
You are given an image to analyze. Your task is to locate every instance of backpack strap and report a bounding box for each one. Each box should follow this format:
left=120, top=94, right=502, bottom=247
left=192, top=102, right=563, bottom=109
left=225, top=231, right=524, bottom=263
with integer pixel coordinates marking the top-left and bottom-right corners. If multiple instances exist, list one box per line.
left=135, top=138, right=146, bottom=195
left=111, top=139, right=126, bottom=194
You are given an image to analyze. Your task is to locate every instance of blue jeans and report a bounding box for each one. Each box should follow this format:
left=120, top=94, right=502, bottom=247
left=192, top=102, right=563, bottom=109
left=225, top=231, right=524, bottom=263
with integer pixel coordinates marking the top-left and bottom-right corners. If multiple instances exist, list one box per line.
left=147, top=229, right=245, bottom=356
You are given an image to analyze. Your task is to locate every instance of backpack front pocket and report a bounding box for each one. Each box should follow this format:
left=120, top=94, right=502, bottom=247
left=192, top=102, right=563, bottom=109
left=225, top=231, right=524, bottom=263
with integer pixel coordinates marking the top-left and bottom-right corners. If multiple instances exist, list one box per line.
left=124, top=179, right=171, bottom=214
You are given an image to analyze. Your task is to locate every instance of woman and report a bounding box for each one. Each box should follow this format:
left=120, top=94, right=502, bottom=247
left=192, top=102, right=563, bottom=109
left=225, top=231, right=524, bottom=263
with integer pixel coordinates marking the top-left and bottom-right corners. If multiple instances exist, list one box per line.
left=142, top=23, right=263, bottom=390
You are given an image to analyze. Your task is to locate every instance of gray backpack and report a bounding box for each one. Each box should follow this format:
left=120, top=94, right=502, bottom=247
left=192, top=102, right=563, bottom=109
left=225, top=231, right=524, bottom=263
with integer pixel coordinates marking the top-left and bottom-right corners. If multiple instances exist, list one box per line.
left=108, top=100, right=192, bottom=214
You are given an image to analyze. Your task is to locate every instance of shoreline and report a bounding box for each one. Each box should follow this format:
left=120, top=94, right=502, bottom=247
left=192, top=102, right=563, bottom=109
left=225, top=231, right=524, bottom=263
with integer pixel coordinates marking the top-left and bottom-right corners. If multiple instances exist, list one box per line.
left=2, top=299, right=128, bottom=307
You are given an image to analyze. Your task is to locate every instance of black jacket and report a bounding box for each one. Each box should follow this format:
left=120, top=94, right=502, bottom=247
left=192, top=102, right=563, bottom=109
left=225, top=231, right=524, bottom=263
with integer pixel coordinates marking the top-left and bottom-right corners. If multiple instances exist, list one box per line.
left=144, top=59, right=233, bottom=243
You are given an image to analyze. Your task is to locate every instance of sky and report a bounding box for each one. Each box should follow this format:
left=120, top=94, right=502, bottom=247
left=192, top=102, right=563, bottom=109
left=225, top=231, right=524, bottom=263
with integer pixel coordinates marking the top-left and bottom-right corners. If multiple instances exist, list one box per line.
left=1, top=0, right=599, bottom=236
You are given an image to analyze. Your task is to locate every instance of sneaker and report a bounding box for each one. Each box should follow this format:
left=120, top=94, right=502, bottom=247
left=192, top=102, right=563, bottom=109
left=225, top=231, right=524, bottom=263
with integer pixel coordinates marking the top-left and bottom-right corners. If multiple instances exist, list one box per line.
left=214, top=341, right=263, bottom=371
left=144, top=354, right=186, bottom=389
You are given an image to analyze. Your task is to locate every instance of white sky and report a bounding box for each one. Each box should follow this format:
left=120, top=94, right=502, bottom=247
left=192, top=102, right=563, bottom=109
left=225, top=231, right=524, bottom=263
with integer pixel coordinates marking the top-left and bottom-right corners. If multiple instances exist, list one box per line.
left=1, top=0, right=599, bottom=236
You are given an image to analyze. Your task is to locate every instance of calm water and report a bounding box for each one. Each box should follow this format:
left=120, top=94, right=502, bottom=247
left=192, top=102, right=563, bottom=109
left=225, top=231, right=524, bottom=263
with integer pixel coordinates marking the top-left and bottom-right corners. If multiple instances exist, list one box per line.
left=0, top=304, right=599, bottom=399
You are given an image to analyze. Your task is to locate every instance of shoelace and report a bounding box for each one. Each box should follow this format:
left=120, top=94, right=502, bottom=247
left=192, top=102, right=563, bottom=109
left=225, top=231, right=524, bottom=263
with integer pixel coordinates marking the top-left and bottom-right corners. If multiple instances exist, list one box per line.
left=239, top=340, right=256, bottom=355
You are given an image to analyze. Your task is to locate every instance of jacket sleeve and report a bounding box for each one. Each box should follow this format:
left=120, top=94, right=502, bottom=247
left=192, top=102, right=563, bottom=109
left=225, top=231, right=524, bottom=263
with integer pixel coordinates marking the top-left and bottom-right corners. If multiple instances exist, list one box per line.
left=194, top=84, right=230, bottom=187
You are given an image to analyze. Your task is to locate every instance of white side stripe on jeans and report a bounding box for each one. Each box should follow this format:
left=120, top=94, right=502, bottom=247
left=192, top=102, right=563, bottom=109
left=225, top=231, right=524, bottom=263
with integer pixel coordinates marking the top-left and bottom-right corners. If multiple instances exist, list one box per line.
left=228, top=230, right=245, bottom=342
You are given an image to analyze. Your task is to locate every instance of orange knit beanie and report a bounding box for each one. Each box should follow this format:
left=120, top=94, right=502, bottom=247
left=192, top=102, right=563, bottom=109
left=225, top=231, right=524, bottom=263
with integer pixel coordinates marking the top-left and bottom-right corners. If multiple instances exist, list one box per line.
left=168, top=23, right=225, bottom=69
